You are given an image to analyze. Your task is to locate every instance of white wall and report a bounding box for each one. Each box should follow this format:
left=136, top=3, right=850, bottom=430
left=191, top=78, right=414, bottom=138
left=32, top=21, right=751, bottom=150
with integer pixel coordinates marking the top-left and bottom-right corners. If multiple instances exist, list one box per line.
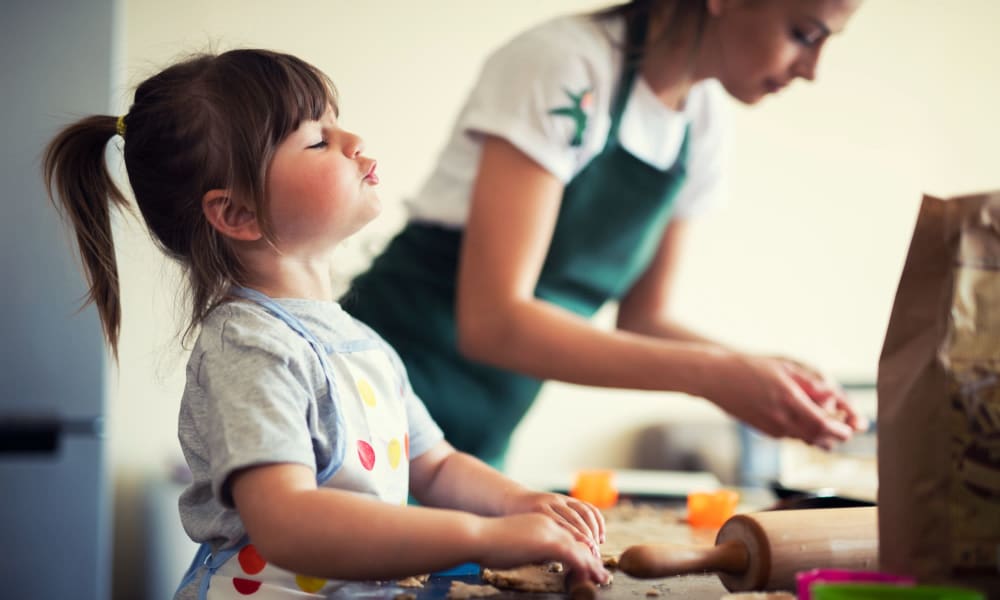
left=110, top=1, right=1000, bottom=598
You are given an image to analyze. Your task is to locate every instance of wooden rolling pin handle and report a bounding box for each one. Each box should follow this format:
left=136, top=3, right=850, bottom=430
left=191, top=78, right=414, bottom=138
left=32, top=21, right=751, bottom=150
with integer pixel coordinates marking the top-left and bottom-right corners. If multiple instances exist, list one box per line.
left=618, top=540, right=750, bottom=579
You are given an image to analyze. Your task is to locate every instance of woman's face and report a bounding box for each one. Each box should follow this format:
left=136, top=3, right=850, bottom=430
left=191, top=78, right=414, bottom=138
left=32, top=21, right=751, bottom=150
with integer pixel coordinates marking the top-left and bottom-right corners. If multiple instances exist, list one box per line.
left=709, top=0, right=862, bottom=104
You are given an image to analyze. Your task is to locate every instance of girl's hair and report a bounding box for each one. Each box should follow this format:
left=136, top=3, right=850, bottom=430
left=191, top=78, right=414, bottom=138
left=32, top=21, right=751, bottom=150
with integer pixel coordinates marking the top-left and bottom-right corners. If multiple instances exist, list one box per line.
left=43, top=49, right=338, bottom=357
left=595, top=0, right=710, bottom=64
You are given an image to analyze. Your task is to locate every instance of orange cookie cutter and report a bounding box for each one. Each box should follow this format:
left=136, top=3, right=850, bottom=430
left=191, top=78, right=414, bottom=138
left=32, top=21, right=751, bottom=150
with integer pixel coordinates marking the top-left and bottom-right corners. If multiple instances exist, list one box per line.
left=570, top=469, right=619, bottom=508
left=687, top=489, right=739, bottom=528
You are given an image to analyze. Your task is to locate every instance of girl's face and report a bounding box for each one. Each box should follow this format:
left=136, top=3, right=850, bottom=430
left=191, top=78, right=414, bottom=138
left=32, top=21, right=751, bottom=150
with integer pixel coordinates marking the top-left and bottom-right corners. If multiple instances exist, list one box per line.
left=708, top=0, right=862, bottom=104
left=265, top=106, right=380, bottom=254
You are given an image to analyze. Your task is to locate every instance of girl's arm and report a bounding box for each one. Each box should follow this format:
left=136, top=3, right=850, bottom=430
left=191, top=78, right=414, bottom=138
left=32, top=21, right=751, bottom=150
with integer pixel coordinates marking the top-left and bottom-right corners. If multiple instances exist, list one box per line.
left=231, top=462, right=609, bottom=582
left=456, top=136, right=857, bottom=447
left=409, top=441, right=605, bottom=549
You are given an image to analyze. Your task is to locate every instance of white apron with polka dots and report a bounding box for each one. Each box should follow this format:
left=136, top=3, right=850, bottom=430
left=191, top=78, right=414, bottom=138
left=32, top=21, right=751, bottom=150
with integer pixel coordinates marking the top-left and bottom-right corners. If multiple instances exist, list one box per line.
left=184, top=289, right=411, bottom=599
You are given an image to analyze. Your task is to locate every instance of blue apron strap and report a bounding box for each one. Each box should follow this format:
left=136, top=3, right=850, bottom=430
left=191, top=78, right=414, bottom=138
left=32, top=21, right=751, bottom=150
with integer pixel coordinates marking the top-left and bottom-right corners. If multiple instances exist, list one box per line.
left=228, top=287, right=322, bottom=346
left=198, top=543, right=244, bottom=600
left=175, top=539, right=243, bottom=600
left=229, top=286, right=347, bottom=479
left=176, top=542, right=211, bottom=597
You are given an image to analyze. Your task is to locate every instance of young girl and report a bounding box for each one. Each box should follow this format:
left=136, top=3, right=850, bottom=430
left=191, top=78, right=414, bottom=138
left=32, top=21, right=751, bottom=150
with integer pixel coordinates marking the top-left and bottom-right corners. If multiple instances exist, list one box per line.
left=43, top=49, right=609, bottom=600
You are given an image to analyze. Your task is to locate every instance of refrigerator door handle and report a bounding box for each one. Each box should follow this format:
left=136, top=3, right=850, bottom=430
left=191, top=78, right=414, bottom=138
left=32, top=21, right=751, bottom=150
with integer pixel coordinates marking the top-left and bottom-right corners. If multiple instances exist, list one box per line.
left=0, top=417, right=104, bottom=454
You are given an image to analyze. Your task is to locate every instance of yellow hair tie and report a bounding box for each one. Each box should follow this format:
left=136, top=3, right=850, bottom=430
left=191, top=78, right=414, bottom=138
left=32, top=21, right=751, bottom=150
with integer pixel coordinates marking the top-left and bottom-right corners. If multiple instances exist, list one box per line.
left=115, top=115, right=126, bottom=137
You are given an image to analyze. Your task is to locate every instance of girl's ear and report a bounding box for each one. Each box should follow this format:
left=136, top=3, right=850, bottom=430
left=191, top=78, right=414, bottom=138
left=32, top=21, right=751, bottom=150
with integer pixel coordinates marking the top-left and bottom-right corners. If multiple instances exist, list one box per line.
left=202, top=189, right=263, bottom=241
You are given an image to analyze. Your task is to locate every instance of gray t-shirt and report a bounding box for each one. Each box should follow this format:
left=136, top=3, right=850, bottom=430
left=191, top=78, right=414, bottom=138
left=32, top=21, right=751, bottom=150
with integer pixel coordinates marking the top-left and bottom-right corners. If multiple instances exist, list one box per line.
left=176, top=298, right=444, bottom=553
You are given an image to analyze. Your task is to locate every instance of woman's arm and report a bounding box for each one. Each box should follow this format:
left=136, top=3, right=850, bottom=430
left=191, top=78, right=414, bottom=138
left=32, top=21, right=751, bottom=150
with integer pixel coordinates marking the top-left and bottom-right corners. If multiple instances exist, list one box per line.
left=618, top=218, right=866, bottom=433
left=456, top=136, right=858, bottom=446
left=457, top=135, right=721, bottom=394
left=616, top=219, right=720, bottom=344
left=231, top=463, right=609, bottom=581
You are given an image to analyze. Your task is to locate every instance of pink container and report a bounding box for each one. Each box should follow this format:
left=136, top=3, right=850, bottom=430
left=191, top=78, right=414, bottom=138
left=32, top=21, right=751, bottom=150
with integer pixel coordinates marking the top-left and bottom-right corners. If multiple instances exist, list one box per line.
left=797, top=569, right=916, bottom=600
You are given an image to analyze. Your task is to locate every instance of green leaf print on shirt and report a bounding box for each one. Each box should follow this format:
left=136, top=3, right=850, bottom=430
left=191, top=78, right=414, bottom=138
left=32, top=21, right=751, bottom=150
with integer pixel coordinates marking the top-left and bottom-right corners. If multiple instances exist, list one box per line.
left=549, top=87, right=593, bottom=147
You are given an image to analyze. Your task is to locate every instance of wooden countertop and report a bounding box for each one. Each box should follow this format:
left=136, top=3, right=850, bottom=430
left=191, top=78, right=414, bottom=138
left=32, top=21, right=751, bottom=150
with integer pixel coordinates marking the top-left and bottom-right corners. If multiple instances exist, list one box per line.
left=590, top=501, right=729, bottom=599
left=327, top=501, right=732, bottom=599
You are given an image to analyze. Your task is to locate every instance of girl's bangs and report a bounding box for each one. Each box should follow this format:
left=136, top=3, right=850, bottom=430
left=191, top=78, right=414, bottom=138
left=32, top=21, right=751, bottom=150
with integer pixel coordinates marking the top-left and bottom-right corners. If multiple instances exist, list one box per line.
left=268, top=55, right=339, bottom=139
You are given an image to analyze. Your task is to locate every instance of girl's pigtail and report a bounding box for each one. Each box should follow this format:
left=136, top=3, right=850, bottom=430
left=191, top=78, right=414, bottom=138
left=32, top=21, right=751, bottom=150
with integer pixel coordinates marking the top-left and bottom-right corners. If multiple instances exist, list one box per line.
left=43, top=115, right=131, bottom=358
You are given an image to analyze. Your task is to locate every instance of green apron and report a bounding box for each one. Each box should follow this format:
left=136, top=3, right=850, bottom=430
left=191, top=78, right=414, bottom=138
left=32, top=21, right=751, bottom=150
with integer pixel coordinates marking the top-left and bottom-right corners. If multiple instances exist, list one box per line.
left=343, top=17, right=690, bottom=468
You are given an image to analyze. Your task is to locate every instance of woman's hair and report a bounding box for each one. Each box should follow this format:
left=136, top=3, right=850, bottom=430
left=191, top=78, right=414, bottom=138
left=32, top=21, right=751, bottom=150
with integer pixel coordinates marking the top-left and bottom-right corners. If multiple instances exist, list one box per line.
left=595, top=0, right=710, bottom=65
left=43, top=49, right=339, bottom=357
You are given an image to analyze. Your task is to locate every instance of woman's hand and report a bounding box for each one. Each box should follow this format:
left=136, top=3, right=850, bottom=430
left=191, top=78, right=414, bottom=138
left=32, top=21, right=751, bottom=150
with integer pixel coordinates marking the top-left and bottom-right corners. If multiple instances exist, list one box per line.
left=776, top=357, right=869, bottom=431
left=705, top=352, right=866, bottom=449
left=474, top=514, right=610, bottom=584
left=502, top=491, right=605, bottom=553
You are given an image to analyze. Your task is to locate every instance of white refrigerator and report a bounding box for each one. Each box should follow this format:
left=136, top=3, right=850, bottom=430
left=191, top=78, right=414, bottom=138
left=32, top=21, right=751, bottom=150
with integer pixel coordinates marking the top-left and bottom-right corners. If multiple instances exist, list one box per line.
left=0, top=0, right=117, bottom=598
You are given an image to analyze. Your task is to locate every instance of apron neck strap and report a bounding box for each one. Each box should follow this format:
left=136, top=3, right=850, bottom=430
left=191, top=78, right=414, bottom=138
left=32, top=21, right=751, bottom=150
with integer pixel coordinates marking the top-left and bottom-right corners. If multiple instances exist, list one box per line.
left=226, top=285, right=346, bottom=482
left=607, top=11, right=649, bottom=142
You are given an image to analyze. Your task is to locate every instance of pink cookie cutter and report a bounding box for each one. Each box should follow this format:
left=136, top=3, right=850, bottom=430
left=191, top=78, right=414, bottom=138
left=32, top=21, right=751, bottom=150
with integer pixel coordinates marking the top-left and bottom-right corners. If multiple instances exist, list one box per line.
left=797, top=569, right=916, bottom=600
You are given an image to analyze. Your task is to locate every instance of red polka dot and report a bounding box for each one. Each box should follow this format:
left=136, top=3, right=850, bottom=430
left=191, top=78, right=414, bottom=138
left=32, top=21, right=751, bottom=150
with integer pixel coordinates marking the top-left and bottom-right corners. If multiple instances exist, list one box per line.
left=358, top=440, right=375, bottom=470
left=238, top=544, right=266, bottom=575
left=404, top=434, right=410, bottom=460
left=233, top=578, right=261, bottom=594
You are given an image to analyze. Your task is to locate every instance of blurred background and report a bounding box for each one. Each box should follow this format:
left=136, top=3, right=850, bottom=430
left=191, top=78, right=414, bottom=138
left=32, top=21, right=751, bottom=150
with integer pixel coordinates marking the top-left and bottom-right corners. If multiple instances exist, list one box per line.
left=4, top=1, right=1000, bottom=599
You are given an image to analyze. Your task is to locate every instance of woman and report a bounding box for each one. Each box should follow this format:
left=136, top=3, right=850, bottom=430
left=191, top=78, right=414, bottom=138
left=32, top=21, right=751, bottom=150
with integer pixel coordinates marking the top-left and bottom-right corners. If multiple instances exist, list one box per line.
left=344, top=0, right=867, bottom=469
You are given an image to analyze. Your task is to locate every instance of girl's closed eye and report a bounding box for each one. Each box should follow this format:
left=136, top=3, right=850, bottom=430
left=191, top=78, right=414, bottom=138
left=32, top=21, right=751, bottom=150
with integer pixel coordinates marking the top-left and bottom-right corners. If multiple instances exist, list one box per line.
left=307, top=139, right=328, bottom=149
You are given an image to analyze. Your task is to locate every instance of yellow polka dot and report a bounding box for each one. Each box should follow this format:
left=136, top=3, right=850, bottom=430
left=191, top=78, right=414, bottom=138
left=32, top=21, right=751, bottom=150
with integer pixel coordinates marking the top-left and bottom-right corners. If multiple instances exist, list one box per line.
left=388, top=438, right=402, bottom=469
left=296, top=574, right=326, bottom=593
left=357, top=379, right=376, bottom=407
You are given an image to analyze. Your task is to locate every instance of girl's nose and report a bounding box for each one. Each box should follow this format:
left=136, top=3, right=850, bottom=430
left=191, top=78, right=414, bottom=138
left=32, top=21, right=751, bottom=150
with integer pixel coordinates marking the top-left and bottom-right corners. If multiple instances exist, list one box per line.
left=344, top=132, right=365, bottom=158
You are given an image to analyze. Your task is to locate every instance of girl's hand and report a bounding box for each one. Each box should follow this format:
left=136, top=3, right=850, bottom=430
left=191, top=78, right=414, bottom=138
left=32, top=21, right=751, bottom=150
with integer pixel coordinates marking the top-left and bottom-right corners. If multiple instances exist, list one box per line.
left=706, top=352, right=864, bottom=450
left=475, top=514, right=610, bottom=584
left=502, top=491, right=605, bottom=553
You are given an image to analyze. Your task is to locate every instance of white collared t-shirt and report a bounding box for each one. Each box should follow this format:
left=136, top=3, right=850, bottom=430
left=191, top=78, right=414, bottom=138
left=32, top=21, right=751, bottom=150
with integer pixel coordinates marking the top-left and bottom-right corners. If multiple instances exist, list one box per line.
left=406, top=13, right=731, bottom=227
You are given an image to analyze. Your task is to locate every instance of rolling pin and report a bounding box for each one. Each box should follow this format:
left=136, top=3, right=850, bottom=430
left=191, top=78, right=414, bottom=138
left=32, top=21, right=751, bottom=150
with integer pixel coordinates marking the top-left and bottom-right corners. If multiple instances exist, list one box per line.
left=619, top=506, right=877, bottom=592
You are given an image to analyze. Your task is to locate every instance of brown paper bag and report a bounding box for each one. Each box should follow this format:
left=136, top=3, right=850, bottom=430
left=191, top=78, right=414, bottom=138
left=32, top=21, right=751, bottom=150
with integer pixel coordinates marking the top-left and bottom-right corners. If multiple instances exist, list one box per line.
left=878, top=192, right=1000, bottom=597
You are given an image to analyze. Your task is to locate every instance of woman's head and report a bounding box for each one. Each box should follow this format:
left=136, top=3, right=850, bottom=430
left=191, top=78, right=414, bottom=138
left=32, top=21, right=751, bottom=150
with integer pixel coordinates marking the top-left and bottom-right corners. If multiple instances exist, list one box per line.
left=603, top=0, right=862, bottom=105
left=702, top=0, right=862, bottom=104
left=43, top=49, right=339, bottom=354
